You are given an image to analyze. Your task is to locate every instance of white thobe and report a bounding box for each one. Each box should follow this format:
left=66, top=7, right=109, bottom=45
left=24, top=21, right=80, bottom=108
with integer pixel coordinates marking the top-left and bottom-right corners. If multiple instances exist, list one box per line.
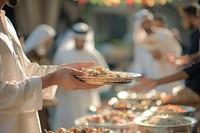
left=52, top=44, right=110, bottom=129
left=134, top=28, right=182, bottom=93
left=0, top=10, right=57, bottom=133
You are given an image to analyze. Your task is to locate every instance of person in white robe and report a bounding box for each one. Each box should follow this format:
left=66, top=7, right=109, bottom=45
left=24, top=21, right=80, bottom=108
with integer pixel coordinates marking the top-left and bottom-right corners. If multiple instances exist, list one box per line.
left=130, top=9, right=183, bottom=93
left=0, top=1, right=99, bottom=133
left=52, top=23, right=110, bottom=129
left=24, top=24, right=56, bottom=64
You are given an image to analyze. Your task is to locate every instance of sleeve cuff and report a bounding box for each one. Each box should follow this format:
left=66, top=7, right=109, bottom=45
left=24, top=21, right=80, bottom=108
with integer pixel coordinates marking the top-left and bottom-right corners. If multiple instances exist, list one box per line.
left=20, top=77, right=43, bottom=113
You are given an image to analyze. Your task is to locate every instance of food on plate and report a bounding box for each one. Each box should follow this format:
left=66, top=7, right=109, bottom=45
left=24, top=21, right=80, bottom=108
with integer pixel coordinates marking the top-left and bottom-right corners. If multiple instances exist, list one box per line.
left=142, top=115, right=190, bottom=126
left=76, top=66, right=141, bottom=84
left=46, top=126, right=112, bottom=133
left=78, top=110, right=135, bottom=125
left=45, top=127, right=66, bottom=133
left=158, top=104, right=187, bottom=113
left=68, top=126, right=111, bottom=133
left=80, top=66, right=130, bottom=78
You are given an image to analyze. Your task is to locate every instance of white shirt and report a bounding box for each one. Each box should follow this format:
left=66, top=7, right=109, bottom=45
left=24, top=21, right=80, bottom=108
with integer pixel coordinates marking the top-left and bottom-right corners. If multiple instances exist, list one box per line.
left=0, top=10, right=57, bottom=133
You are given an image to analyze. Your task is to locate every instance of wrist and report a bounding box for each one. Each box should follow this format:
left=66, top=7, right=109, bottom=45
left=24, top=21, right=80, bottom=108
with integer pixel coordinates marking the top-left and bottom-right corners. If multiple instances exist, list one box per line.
left=41, top=72, right=56, bottom=89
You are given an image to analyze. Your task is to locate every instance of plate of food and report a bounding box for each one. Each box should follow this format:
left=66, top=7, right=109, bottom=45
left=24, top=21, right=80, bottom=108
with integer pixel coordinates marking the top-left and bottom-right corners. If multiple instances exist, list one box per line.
left=134, top=115, right=197, bottom=133
left=75, top=110, right=137, bottom=132
left=149, top=104, right=196, bottom=116
left=45, top=126, right=116, bottom=133
left=76, top=66, right=141, bottom=85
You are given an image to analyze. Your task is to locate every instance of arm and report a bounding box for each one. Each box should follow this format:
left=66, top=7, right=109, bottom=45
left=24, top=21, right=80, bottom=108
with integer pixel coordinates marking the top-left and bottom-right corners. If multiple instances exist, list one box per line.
left=41, top=63, right=100, bottom=90
left=0, top=61, right=99, bottom=114
left=189, top=52, right=200, bottom=63
left=156, top=71, right=189, bottom=85
left=132, top=61, right=200, bottom=91
left=23, top=52, right=58, bottom=76
left=132, top=71, right=189, bottom=91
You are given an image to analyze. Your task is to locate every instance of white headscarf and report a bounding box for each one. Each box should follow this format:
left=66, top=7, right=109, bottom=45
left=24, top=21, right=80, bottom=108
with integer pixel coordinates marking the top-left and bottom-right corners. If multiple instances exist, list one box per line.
left=24, top=24, right=56, bottom=55
left=59, top=23, right=95, bottom=51
left=128, top=9, right=154, bottom=73
left=133, top=9, right=153, bottom=45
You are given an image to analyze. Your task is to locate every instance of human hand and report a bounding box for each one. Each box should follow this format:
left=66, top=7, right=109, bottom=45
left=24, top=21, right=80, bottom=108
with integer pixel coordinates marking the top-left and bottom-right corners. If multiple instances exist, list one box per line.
left=60, top=61, right=95, bottom=70
left=131, top=77, right=158, bottom=92
left=167, top=54, right=190, bottom=68
left=42, top=66, right=100, bottom=90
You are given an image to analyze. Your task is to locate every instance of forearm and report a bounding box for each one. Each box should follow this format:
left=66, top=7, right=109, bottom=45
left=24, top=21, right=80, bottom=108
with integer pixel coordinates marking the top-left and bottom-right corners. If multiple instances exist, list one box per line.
left=156, top=71, right=189, bottom=85
left=190, top=52, right=200, bottom=62
left=41, top=72, right=57, bottom=89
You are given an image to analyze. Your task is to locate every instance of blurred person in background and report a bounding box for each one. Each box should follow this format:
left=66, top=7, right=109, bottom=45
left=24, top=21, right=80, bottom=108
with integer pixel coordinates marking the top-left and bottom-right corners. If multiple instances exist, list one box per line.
left=0, top=0, right=100, bottom=133
left=153, top=13, right=189, bottom=55
left=24, top=24, right=57, bottom=132
left=24, top=24, right=56, bottom=65
left=153, top=13, right=167, bottom=28
left=132, top=6, right=200, bottom=95
left=171, top=28, right=189, bottom=55
left=52, top=22, right=110, bottom=130
left=169, top=3, right=200, bottom=95
left=129, top=9, right=182, bottom=94
left=182, top=2, right=199, bottom=55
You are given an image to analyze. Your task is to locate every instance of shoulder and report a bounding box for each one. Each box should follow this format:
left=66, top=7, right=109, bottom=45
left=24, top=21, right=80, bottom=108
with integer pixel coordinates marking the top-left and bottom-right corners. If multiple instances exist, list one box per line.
left=155, top=28, right=174, bottom=39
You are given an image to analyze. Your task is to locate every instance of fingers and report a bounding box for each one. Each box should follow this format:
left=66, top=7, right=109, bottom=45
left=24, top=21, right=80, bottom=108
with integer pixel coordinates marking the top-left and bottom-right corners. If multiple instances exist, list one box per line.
left=72, top=77, right=101, bottom=90
left=65, top=62, right=95, bottom=69
left=71, top=69, right=88, bottom=76
left=75, top=61, right=95, bottom=69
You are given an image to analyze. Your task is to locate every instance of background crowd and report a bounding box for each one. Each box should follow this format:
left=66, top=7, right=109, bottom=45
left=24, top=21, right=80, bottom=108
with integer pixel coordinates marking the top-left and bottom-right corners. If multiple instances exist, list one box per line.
left=1, top=0, right=200, bottom=132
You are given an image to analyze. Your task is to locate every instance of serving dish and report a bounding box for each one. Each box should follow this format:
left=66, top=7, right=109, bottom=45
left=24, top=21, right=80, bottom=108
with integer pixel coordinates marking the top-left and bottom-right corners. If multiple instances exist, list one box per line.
left=75, top=110, right=137, bottom=133
left=77, top=66, right=141, bottom=85
left=149, top=105, right=196, bottom=116
left=134, top=115, right=197, bottom=133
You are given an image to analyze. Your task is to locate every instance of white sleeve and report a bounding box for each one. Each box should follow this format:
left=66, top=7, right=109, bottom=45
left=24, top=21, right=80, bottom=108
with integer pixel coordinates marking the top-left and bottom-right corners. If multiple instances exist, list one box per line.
left=0, top=77, right=43, bottom=115
left=22, top=50, right=58, bottom=100
left=0, top=44, right=43, bottom=115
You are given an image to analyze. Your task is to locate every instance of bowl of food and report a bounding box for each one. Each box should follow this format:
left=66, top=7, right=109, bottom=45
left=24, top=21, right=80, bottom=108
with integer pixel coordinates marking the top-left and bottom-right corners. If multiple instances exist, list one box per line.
left=75, top=110, right=137, bottom=133
left=149, top=104, right=196, bottom=116
left=134, top=115, right=197, bottom=133
left=76, top=66, right=141, bottom=85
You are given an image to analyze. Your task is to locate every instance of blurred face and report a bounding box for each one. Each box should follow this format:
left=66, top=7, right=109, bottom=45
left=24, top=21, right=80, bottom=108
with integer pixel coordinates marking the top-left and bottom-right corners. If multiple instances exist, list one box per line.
left=141, top=19, right=152, bottom=32
left=74, top=38, right=86, bottom=50
left=153, top=20, right=166, bottom=28
left=5, top=0, right=19, bottom=7
left=182, top=13, right=196, bottom=30
left=44, top=38, right=54, bottom=50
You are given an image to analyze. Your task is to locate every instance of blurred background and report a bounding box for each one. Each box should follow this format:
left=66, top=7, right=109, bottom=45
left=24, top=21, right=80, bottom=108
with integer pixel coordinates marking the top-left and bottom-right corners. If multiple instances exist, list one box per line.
left=4, top=0, right=198, bottom=70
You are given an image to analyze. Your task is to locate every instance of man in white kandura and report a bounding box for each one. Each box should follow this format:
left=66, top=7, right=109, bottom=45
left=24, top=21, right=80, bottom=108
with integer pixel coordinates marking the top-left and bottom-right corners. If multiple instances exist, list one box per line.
left=24, top=24, right=56, bottom=64
left=0, top=1, right=99, bottom=133
left=52, top=23, right=110, bottom=129
left=130, top=9, right=183, bottom=93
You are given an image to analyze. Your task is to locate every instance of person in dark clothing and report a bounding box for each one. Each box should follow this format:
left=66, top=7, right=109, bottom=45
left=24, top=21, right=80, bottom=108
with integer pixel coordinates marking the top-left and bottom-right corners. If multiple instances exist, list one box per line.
left=182, top=2, right=199, bottom=54
left=183, top=3, right=200, bottom=95
left=131, top=60, right=200, bottom=95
